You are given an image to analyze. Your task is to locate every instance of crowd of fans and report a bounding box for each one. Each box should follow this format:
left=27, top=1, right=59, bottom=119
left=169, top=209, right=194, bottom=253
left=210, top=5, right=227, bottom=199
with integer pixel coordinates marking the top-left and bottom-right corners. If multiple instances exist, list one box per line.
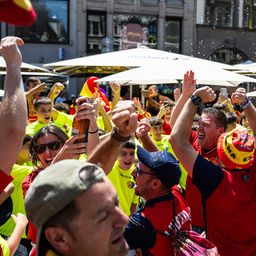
left=1, top=37, right=256, bottom=256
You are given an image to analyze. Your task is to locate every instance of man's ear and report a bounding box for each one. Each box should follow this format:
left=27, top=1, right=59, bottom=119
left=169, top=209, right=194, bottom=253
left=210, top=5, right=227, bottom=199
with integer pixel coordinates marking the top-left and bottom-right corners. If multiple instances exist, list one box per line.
left=218, top=127, right=225, bottom=136
left=44, top=226, right=72, bottom=253
left=151, top=178, right=162, bottom=191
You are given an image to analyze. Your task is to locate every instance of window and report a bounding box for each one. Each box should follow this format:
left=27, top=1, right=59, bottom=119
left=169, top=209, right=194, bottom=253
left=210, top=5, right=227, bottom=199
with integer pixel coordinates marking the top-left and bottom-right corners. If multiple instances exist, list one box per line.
left=205, top=0, right=233, bottom=27
left=164, top=19, right=181, bottom=53
left=7, top=0, right=69, bottom=44
left=208, top=48, right=248, bottom=65
left=113, top=14, right=157, bottom=50
left=87, top=12, right=106, bottom=54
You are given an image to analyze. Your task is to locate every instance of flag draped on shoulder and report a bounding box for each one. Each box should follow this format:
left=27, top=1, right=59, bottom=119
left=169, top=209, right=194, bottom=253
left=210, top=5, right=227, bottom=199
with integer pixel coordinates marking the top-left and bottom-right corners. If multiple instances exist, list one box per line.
left=0, top=0, right=36, bottom=26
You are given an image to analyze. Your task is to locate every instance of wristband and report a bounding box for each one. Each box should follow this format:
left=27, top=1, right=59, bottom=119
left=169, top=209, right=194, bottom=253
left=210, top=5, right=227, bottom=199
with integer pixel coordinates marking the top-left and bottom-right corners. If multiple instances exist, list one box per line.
left=88, top=128, right=99, bottom=134
left=190, top=94, right=202, bottom=106
left=240, top=97, right=251, bottom=109
left=111, top=127, right=131, bottom=142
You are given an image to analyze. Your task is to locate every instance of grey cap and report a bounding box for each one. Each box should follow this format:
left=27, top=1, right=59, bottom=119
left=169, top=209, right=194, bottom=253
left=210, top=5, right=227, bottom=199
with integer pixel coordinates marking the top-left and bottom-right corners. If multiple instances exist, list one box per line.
left=25, top=159, right=105, bottom=255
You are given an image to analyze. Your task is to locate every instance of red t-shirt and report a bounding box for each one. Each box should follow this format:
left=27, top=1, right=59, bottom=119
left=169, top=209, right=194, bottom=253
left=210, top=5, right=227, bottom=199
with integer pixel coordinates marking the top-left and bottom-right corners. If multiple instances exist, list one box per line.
left=144, top=186, right=192, bottom=256
left=185, top=131, right=220, bottom=227
left=22, top=168, right=42, bottom=243
left=162, top=121, right=171, bottom=135
left=193, top=154, right=256, bottom=256
left=0, top=170, right=13, bottom=192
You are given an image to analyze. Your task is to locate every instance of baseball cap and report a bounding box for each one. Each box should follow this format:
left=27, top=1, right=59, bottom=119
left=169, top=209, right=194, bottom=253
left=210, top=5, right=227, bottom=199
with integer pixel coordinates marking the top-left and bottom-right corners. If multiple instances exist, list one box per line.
left=25, top=159, right=105, bottom=256
left=217, top=128, right=255, bottom=170
left=137, top=146, right=181, bottom=189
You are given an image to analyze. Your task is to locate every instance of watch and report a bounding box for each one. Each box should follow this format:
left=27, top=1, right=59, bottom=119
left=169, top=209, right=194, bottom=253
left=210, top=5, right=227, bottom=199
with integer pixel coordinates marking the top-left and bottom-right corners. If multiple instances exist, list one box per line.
left=111, top=127, right=132, bottom=142
left=190, top=94, right=202, bottom=106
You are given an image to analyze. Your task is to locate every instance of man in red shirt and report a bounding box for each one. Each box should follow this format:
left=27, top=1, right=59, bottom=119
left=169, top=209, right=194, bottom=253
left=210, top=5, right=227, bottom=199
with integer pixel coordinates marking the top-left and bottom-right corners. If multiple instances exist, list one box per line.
left=170, top=85, right=256, bottom=255
left=170, top=71, right=227, bottom=232
left=124, top=146, right=191, bottom=256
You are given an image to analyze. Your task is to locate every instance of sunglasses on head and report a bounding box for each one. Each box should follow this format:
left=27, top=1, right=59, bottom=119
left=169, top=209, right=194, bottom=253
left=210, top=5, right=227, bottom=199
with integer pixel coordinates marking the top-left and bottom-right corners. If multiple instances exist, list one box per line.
left=34, top=141, right=62, bottom=154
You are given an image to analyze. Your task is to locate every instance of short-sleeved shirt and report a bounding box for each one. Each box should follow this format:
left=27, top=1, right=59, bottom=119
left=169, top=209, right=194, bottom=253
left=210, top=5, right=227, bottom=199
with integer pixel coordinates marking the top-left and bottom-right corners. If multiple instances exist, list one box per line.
left=107, top=161, right=138, bottom=216
left=0, top=235, right=10, bottom=256
left=0, top=164, right=33, bottom=238
left=193, top=154, right=256, bottom=256
left=0, top=171, right=13, bottom=193
left=26, top=112, right=73, bottom=137
left=125, top=186, right=192, bottom=256
left=185, top=131, right=220, bottom=227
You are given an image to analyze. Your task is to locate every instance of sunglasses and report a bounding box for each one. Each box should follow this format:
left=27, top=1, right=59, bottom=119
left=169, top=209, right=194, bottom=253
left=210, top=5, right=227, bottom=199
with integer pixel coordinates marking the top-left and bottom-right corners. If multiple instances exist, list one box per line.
left=135, top=166, right=155, bottom=177
left=34, top=141, right=62, bottom=154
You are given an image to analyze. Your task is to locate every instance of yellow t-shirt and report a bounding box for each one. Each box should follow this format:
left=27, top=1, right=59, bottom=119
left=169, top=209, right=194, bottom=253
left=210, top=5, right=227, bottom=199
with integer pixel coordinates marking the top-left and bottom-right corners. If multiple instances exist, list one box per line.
left=152, top=135, right=187, bottom=190
left=0, top=164, right=33, bottom=238
left=0, top=235, right=10, bottom=256
left=26, top=112, right=73, bottom=137
left=107, top=161, right=138, bottom=216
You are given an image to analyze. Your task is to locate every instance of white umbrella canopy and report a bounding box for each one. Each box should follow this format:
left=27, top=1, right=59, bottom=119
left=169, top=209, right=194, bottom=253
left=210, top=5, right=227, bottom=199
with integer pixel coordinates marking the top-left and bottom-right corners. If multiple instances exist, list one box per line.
left=247, top=91, right=256, bottom=97
left=0, top=57, right=50, bottom=73
left=97, top=60, right=256, bottom=86
left=43, top=46, right=233, bottom=75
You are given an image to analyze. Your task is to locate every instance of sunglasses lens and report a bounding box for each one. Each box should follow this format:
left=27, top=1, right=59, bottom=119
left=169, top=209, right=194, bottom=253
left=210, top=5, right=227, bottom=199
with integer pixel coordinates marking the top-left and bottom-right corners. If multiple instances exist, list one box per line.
left=34, top=144, right=46, bottom=154
left=34, top=141, right=62, bottom=154
left=48, top=141, right=62, bottom=151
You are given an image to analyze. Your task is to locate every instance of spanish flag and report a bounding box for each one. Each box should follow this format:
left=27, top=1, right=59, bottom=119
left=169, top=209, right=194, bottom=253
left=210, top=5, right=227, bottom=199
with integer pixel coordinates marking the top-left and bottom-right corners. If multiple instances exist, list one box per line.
left=80, top=76, right=110, bottom=112
left=0, top=0, right=36, bottom=26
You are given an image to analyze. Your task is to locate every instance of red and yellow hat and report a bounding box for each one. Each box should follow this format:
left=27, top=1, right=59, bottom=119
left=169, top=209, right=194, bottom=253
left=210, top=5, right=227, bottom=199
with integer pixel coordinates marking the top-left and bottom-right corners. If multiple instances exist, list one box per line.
left=217, top=129, right=255, bottom=170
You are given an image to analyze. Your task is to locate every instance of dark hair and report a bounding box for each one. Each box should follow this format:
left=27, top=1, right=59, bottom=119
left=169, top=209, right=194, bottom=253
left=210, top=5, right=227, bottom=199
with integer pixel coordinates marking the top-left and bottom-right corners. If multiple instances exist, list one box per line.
left=225, top=112, right=237, bottom=125
left=29, top=125, right=68, bottom=168
left=202, top=107, right=227, bottom=131
left=23, top=134, right=32, bottom=145
left=34, top=97, right=52, bottom=110
left=212, top=103, right=227, bottom=112
left=26, top=77, right=40, bottom=87
left=121, top=140, right=136, bottom=150
left=53, top=103, right=69, bottom=114
left=149, top=116, right=163, bottom=127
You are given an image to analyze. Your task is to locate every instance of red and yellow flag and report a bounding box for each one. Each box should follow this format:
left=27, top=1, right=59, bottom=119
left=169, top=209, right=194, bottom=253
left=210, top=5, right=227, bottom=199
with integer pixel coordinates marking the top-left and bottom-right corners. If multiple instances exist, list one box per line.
left=0, top=0, right=36, bottom=26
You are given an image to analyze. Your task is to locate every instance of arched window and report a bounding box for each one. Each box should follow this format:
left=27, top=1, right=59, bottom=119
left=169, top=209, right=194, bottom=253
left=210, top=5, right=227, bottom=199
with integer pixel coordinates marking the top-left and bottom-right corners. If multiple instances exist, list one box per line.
left=208, top=47, right=248, bottom=64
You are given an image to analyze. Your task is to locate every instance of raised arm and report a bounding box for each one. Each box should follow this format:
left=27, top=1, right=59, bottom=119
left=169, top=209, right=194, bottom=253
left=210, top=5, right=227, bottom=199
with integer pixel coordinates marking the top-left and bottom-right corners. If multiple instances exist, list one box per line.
left=170, top=70, right=196, bottom=128
left=0, top=37, right=27, bottom=175
left=136, top=119, right=158, bottom=152
left=231, top=87, right=256, bottom=135
left=170, top=86, right=216, bottom=176
left=88, top=100, right=137, bottom=174
left=110, top=82, right=121, bottom=110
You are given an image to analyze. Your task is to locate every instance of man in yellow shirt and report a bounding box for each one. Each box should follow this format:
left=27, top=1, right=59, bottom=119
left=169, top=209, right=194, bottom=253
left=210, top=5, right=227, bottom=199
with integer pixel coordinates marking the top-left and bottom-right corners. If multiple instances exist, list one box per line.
left=108, top=140, right=139, bottom=216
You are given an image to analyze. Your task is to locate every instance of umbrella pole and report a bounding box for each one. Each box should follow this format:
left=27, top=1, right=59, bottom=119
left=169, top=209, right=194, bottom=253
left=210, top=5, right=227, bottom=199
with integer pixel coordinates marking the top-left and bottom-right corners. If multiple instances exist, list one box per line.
left=141, top=84, right=146, bottom=109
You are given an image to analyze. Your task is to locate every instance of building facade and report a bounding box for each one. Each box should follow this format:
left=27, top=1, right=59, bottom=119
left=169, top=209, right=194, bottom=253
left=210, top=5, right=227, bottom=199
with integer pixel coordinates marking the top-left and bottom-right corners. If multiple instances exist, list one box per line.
left=1, top=0, right=256, bottom=94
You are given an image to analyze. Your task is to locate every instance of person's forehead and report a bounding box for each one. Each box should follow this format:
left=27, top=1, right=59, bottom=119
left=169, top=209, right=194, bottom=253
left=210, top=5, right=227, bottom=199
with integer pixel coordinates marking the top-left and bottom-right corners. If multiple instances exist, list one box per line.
left=120, top=147, right=135, bottom=154
left=36, top=133, right=58, bottom=143
left=139, top=161, right=152, bottom=172
left=200, top=113, right=217, bottom=123
left=38, top=104, right=52, bottom=110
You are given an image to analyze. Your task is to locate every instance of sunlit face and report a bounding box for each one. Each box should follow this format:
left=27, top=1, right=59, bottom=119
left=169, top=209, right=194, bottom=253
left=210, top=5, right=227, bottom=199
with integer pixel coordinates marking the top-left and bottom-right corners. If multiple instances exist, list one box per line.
left=36, top=104, right=52, bottom=124
left=67, top=178, right=129, bottom=256
left=132, top=162, right=155, bottom=199
left=118, top=148, right=135, bottom=170
left=34, top=133, right=63, bottom=169
left=150, top=125, right=163, bottom=141
left=197, top=113, right=223, bottom=150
